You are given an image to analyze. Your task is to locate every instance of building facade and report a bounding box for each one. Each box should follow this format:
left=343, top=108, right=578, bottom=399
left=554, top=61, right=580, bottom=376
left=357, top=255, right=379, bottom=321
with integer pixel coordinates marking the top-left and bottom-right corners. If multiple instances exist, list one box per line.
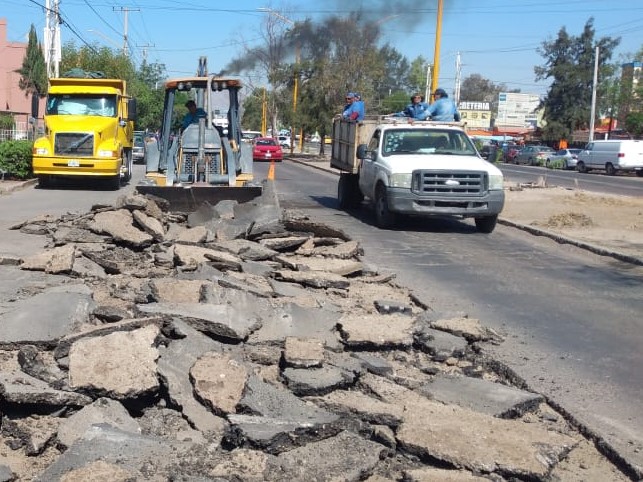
left=0, top=18, right=46, bottom=134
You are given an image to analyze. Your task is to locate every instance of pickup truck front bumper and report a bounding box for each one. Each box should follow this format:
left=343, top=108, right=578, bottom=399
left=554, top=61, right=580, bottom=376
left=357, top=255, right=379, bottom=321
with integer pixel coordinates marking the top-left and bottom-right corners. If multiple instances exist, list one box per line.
left=387, top=187, right=505, bottom=218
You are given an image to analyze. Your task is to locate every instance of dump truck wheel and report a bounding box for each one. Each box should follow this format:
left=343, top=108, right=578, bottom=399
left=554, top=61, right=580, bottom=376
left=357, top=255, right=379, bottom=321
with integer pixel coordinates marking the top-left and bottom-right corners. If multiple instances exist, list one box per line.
left=338, top=174, right=362, bottom=209
left=123, top=150, right=133, bottom=182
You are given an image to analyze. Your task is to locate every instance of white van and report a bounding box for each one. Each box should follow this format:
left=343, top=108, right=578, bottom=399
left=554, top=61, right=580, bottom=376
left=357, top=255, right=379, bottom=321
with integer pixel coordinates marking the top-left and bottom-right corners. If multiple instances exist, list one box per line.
left=576, top=140, right=643, bottom=176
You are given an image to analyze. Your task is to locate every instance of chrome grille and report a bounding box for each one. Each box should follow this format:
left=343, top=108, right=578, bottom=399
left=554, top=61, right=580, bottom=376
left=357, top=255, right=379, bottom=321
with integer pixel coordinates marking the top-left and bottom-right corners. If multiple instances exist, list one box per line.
left=413, top=170, right=487, bottom=196
left=54, top=133, right=94, bottom=156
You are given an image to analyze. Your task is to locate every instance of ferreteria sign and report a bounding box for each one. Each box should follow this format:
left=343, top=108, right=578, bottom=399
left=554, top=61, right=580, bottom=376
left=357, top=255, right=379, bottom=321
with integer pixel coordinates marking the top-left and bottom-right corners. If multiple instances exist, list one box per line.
left=458, top=101, right=491, bottom=128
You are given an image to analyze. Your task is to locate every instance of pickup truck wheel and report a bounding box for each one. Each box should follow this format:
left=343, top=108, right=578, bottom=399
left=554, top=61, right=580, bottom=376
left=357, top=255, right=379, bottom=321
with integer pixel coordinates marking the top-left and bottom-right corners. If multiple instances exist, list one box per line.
left=374, top=185, right=396, bottom=229
left=475, top=215, right=498, bottom=233
left=338, top=173, right=362, bottom=209
left=605, top=163, right=616, bottom=176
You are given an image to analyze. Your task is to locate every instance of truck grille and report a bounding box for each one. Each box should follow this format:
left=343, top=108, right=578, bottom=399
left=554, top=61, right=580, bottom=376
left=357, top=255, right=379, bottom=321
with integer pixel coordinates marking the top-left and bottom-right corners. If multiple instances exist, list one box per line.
left=412, top=170, right=487, bottom=196
left=54, top=133, right=94, bottom=156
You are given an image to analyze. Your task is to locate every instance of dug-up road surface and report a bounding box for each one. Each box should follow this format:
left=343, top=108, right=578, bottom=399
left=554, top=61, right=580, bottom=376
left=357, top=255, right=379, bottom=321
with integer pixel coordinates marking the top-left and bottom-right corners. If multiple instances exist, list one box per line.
left=0, top=178, right=638, bottom=481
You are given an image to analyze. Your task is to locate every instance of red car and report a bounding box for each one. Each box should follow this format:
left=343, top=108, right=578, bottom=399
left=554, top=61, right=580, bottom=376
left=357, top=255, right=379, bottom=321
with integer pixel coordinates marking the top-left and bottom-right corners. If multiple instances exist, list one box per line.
left=252, top=137, right=283, bottom=162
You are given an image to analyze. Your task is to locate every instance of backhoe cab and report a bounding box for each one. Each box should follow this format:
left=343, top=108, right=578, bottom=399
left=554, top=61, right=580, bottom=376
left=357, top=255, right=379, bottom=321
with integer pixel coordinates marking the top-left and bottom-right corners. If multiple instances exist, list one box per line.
left=137, top=59, right=261, bottom=211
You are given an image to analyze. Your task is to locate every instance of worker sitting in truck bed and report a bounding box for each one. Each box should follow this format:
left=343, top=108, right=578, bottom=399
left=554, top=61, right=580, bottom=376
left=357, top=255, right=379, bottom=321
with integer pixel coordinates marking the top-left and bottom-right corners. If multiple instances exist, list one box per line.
left=342, top=92, right=364, bottom=121
left=393, top=93, right=430, bottom=120
left=182, top=100, right=207, bottom=131
left=426, top=88, right=461, bottom=122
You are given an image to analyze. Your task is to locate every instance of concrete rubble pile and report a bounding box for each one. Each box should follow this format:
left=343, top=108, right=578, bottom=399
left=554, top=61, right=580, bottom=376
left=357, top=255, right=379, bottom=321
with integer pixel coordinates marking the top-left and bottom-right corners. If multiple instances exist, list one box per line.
left=0, top=182, right=630, bottom=481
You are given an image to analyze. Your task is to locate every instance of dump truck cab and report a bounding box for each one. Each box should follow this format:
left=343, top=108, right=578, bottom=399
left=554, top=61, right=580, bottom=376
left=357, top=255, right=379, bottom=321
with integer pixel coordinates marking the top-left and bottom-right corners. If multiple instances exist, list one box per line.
left=138, top=59, right=260, bottom=211
left=32, top=77, right=137, bottom=189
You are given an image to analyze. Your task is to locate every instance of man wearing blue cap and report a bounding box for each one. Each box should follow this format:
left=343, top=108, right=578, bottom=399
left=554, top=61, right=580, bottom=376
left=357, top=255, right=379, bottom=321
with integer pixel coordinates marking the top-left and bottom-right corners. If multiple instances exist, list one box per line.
left=426, top=88, right=460, bottom=122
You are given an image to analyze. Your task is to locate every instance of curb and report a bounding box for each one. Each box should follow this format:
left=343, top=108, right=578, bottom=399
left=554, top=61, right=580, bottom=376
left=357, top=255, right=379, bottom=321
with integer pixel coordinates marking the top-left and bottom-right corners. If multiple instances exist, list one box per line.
left=286, top=157, right=643, bottom=267
left=0, top=178, right=38, bottom=195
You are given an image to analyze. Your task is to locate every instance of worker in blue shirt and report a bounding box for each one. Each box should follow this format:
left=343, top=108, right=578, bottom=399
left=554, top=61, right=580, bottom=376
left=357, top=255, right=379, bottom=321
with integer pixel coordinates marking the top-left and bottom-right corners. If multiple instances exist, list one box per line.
left=394, top=93, right=430, bottom=120
left=182, top=100, right=207, bottom=131
left=426, top=88, right=461, bottom=122
left=342, top=92, right=364, bottom=121
left=353, top=93, right=365, bottom=120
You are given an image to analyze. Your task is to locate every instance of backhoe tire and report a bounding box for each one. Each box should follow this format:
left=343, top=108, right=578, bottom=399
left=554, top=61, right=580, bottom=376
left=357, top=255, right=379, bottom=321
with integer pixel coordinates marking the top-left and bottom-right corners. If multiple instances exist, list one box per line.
left=338, top=173, right=363, bottom=209
left=374, top=184, right=396, bottom=229
left=475, top=215, right=498, bottom=233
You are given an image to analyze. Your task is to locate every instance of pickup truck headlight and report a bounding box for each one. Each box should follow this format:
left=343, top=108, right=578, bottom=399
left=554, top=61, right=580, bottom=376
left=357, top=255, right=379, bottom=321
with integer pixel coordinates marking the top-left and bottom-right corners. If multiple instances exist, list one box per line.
left=489, top=174, right=503, bottom=190
left=98, top=149, right=117, bottom=158
left=389, top=173, right=412, bottom=188
left=33, top=147, right=49, bottom=155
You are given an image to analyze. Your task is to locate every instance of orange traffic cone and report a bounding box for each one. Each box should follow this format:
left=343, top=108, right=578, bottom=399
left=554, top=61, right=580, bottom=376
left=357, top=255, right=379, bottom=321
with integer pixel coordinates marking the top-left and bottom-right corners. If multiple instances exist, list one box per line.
left=267, top=159, right=275, bottom=180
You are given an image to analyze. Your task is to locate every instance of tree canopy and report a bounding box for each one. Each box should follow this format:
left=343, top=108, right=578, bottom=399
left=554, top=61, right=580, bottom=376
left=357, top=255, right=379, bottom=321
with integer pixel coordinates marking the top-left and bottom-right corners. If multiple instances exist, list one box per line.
left=535, top=18, right=620, bottom=141
left=16, top=24, right=47, bottom=98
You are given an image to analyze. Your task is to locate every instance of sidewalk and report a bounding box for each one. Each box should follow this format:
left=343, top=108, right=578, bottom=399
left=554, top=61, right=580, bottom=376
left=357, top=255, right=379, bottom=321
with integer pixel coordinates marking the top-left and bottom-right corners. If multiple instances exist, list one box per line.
left=0, top=178, right=37, bottom=195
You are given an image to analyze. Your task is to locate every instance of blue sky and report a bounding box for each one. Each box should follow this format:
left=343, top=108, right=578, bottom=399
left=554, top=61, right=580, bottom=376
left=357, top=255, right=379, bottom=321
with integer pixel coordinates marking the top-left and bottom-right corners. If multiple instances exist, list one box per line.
left=4, top=0, right=643, bottom=98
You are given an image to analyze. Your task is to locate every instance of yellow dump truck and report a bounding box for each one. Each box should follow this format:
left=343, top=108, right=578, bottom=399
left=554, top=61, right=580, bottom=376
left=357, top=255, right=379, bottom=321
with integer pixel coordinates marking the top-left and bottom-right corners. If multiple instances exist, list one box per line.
left=32, top=77, right=137, bottom=189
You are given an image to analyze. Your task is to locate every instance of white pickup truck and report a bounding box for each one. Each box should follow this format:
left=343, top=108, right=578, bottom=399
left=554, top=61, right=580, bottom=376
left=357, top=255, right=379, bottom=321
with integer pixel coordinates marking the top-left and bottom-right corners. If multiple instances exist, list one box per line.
left=330, top=117, right=505, bottom=233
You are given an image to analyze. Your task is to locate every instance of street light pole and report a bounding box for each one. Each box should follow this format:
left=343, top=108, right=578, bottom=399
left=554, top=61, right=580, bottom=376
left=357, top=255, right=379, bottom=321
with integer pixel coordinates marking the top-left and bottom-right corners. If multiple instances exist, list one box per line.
left=430, top=0, right=444, bottom=98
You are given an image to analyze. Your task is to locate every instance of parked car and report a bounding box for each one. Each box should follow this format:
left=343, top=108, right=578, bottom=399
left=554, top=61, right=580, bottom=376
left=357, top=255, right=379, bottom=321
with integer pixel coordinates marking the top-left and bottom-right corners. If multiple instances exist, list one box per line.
left=576, top=140, right=643, bottom=176
left=252, top=137, right=283, bottom=162
left=501, top=144, right=521, bottom=163
left=545, top=148, right=582, bottom=170
left=514, top=145, right=555, bottom=166
left=133, top=131, right=146, bottom=164
left=278, top=135, right=291, bottom=149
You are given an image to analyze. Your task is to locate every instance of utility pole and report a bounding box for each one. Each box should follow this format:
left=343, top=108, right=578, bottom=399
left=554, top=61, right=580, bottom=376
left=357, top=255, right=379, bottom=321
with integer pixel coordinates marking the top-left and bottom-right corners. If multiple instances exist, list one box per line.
left=424, top=63, right=432, bottom=102
left=113, top=7, right=140, bottom=57
left=44, top=0, right=61, bottom=78
left=454, top=52, right=462, bottom=104
left=137, top=44, right=155, bottom=63
left=589, top=46, right=599, bottom=142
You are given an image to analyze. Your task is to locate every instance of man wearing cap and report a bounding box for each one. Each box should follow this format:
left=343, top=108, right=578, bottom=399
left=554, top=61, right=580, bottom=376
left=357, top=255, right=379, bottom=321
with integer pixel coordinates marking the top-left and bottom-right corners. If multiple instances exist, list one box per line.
left=393, top=93, right=430, bottom=120
left=181, top=100, right=207, bottom=131
left=342, top=92, right=364, bottom=121
left=426, top=88, right=460, bottom=122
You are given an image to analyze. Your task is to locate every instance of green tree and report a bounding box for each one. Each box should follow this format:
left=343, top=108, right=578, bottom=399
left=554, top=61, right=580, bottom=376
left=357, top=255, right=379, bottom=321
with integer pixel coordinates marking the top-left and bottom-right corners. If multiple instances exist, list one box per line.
left=128, top=60, right=166, bottom=131
left=374, top=44, right=411, bottom=109
left=459, top=74, right=518, bottom=123
left=535, top=18, right=620, bottom=142
left=61, top=41, right=136, bottom=82
left=241, top=88, right=266, bottom=131
left=60, top=42, right=168, bottom=132
left=407, top=56, right=429, bottom=96
left=16, top=24, right=47, bottom=107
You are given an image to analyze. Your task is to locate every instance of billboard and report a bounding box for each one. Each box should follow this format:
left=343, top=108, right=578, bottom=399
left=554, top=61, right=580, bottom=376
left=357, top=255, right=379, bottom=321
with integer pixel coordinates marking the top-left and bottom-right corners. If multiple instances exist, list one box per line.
left=458, top=101, right=491, bottom=128
left=496, top=93, right=540, bottom=128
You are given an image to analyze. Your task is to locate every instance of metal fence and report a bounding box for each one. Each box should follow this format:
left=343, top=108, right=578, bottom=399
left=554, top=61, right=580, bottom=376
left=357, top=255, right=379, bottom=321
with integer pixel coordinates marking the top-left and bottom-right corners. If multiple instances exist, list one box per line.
left=0, top=129, right=31, bottom=142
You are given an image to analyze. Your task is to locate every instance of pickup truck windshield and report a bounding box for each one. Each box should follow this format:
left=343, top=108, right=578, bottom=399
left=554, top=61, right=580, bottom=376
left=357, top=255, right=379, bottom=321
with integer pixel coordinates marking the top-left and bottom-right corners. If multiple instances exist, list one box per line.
left=46, top=94, right=117, bottom=117
left=382, top=128, right=477, bottom=157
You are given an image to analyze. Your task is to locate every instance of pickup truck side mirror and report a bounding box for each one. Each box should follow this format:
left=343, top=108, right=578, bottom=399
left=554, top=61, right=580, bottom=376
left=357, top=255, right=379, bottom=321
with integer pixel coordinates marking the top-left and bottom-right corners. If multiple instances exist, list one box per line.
left=356, top=144, right=369, bottom=159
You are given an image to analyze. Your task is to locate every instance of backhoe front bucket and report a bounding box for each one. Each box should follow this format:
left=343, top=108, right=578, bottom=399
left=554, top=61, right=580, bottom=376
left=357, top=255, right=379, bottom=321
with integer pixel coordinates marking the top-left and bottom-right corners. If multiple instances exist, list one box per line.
left=136, top=184, right=263, bottom=213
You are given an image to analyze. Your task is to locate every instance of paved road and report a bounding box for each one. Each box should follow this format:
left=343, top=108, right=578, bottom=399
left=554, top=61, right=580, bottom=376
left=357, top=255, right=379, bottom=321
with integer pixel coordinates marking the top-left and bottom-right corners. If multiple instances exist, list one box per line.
left=1, top=160, right=641, bottom=476
left=255, top=158, right=643, bottom=476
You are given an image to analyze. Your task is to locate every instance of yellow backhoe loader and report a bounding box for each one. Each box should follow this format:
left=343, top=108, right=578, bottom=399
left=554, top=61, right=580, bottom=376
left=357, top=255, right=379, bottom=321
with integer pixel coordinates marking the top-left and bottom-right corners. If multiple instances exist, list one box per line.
left=136, top=58, right=261, bottom=211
